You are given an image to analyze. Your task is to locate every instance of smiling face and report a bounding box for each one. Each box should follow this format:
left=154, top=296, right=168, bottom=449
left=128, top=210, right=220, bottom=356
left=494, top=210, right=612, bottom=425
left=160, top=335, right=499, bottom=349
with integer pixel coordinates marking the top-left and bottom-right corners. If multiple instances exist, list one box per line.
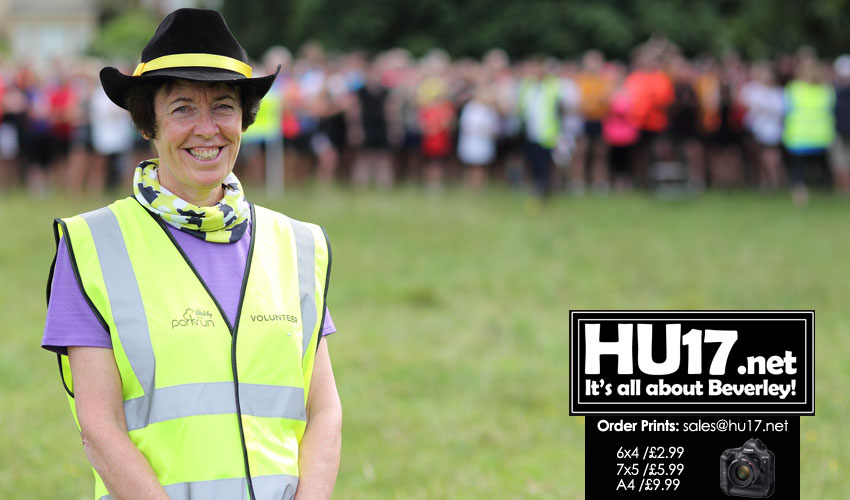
left=152, top=80, right=243, bottom=206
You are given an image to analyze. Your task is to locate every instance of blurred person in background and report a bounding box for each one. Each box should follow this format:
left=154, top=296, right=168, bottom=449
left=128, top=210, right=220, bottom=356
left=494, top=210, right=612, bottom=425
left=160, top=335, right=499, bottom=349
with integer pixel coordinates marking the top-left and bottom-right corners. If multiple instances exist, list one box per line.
left=739, top=60, right=785, bottom=191
left=829, top=54, right=850, bottom=195
left=332, top=50, right=368, bottom=182
left=317, top=55, right=351, bottom=185
left=623, top=42, right=674, bottom=186
left=239, top=46, right=288, bottom=185
left=0, top=60, right=6, bottom=190
left=712, top=52, right=749, bottom=188
left=450, top=57, right=479, bottom=184
left=389, top=51, right=424, bottom=184
left=517, top=56, right=566, bottom=203
left=667, top=55, right=706, bottom=192
left=555, top=59, right=584, bottom=193
left=602, top=63, right=640, bottom=192
left=277, top=48, right=312, bottom=188
left=782, top=49, right=835, bottom=205
left=293, top=45, right=351, bottom=187
left=89, top=66, right=135, bottom=191
left=699, top=54, right=743, bottom=188
left=694, top=55, right=722, bottom=187
left=46, top=64, right=79, bottom=190
left=457, top=83, right=500, bottom=189
left=484, top=48, right=524, bottom=188
left=306, top=70, right=342, bottom=186
left=574, top=50, right=613, bottom=193
left=350, top=56, right=395, bottom=188
left=42, top=9, right=341, bottom=500
left=65, top=61, right=99, bottom=195
left=21, top=65, right=55, bottom=196
left=417, top=50, right=455, bottom=191
left=0, top=62, right=29, bottom=191
left=287, top=41, right=327, bottom=185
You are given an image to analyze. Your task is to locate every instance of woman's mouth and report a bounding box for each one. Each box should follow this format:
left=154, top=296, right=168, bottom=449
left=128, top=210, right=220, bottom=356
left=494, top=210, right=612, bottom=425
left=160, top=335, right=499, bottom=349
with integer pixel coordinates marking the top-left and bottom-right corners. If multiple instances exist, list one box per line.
left=187, top=147, right=222, bottom=161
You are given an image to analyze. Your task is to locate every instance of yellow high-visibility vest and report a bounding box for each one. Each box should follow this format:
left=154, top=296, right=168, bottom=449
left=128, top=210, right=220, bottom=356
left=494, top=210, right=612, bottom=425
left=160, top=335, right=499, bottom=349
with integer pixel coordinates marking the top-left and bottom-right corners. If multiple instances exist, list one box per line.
left=51, top=197, right=331, bottom=500
left=243, top=84, right=283, bottom=141
left=782, top=80, right=836, bottom=151
left=518, top=76, right=563, bottom=149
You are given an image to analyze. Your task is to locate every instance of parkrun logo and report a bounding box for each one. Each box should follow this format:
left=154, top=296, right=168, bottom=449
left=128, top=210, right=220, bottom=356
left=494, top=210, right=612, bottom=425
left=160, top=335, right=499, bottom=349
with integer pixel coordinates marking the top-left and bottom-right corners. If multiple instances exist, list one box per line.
left=172, top=308, right=215, bottom=329
left=250, top=313, right=298, bottom=324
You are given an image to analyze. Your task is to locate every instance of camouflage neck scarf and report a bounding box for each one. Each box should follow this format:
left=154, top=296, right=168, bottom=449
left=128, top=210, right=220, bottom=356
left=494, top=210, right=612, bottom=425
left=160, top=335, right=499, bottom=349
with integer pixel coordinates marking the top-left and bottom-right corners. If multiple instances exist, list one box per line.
left=133, top=160, right=250, bottom=243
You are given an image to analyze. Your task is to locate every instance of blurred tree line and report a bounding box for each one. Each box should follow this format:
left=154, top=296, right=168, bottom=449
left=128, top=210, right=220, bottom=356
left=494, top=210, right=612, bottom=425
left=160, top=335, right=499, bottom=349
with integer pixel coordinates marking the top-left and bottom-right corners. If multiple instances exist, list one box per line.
left=216, top=0, right=850, bottom=61
left=87, top=0, right=850, bottom=62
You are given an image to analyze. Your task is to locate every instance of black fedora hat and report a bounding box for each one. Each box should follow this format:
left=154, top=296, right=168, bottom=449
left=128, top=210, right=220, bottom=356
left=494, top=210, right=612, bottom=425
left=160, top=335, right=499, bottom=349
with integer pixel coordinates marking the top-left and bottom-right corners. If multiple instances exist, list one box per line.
left=100, top=8, right=278, bottom=109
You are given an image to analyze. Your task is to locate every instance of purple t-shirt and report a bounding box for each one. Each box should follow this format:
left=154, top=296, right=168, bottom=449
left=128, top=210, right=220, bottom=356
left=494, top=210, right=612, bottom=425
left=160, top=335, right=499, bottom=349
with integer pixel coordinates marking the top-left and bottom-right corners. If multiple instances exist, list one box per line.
left=42, top=221, right=335, bottom=354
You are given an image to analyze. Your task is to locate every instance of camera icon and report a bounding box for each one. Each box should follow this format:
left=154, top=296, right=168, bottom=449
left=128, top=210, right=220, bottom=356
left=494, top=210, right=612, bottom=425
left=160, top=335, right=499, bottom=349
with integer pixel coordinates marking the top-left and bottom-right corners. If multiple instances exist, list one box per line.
left=720, top=438, right=776, bottom=498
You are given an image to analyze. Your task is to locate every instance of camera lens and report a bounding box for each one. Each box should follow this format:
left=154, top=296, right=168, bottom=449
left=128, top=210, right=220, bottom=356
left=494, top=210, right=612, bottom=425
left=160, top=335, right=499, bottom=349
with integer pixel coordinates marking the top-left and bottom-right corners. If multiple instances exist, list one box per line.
left=728, top=459, right=757, bottom=487
left=735, top=464, right=751, bottom=481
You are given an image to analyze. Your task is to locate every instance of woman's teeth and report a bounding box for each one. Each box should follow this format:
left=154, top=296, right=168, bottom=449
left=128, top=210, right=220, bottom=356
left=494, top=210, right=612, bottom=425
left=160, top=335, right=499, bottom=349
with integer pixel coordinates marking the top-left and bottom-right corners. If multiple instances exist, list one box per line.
left=189, top=147, right=220, bottom=160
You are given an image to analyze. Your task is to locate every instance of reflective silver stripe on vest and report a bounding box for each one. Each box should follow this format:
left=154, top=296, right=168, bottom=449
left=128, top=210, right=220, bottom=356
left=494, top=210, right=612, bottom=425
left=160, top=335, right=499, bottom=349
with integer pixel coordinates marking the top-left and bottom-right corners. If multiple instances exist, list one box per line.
left=83, top=207, right=307, bottom=432
left=123, top=382, right=306, bottom=432
left=82, top=207, right=157, bottom=405
left=289, top=219, right=317, bottom=356
left=99, top=473, right=298, bottom=500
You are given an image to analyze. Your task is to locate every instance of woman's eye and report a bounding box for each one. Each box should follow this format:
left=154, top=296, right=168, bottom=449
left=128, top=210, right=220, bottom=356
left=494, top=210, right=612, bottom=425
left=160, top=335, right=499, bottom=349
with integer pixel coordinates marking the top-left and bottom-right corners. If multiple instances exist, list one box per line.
left=173, top=105, right=190, bottom=113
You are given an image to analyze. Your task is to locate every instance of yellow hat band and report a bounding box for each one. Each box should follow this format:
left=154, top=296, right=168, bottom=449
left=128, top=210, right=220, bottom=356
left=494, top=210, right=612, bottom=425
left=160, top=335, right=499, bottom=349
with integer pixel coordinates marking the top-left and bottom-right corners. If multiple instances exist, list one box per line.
left=133, top=53, right=252, bottom=78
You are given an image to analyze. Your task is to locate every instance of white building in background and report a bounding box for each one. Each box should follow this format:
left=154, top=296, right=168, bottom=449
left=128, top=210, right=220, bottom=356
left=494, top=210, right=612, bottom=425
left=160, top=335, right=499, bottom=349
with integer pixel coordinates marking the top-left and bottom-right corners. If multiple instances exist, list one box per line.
left=0, top=0, right=97, bottom=69
left=141, top=0, right=222, bottom=13
left=0, top=0, right=223, bottom=70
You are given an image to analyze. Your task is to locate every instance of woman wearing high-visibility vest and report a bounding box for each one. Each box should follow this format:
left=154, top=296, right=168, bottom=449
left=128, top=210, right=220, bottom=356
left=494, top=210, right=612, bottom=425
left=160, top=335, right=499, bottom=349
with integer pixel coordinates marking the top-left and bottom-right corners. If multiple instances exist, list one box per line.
left=783, top=55, right=836, bottom=206
left=41, top=9, right=341, bottom=500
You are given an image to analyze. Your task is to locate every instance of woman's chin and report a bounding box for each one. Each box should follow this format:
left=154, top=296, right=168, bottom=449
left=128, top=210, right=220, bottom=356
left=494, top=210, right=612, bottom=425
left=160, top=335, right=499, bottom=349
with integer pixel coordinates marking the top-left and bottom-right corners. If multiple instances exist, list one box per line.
left=180, top=154, right=232, bottom=182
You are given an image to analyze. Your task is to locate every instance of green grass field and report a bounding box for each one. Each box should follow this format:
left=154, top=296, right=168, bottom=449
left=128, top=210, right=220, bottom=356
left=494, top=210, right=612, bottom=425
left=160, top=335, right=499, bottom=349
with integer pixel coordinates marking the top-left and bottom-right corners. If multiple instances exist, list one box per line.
left=1, top=186, right=847, bottom=499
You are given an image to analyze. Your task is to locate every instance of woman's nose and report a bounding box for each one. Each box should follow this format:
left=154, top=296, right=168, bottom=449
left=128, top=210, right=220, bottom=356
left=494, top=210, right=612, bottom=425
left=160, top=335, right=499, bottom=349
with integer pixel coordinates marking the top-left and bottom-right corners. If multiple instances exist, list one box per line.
left=194, top=108, right=219, bottom=138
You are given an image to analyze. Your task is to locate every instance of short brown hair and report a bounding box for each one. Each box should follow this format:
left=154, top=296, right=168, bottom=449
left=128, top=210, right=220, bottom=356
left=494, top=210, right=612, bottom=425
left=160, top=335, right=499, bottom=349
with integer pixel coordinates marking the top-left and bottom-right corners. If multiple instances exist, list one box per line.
left=125, top=79, right=262, bottom=139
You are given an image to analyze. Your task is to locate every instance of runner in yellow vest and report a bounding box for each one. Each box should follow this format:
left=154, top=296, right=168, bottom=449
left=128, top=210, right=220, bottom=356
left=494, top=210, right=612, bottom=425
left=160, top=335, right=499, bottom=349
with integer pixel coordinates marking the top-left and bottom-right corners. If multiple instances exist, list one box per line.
left=517, top=58, right=564, bottom=201
left=782, top=56, right=836, bottom=205
left=42, top=9, right=341, bottom=500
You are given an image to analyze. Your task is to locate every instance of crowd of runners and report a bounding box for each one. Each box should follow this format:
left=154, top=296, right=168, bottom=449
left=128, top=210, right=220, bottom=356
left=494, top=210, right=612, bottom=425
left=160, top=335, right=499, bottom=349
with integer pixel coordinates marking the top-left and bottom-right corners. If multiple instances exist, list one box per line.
left=2, top=37, right=848, bottom=205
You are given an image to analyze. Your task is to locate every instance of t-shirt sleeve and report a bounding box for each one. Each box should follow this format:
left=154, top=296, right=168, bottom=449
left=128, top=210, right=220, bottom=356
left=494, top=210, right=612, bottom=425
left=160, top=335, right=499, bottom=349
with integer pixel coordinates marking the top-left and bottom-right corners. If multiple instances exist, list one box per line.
left=42, top=236, right=112, bottom=355
left=321, top=307, right=337, bottom=336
